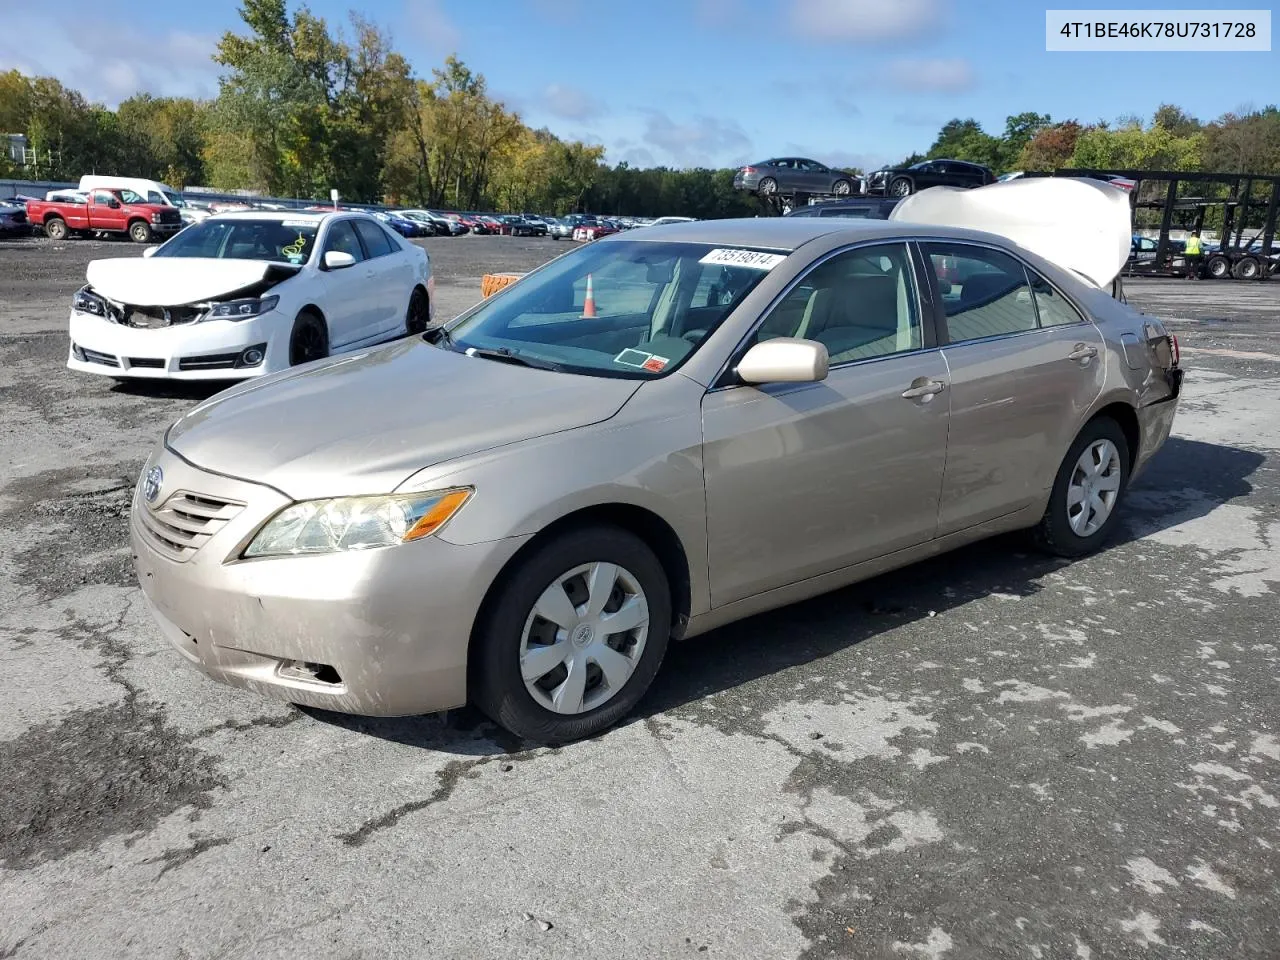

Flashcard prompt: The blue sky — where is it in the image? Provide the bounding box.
[1,0,1275,170]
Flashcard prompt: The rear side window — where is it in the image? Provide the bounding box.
[923,243,1038,342]
[353,219,394,258]
[1028,272,1085,327]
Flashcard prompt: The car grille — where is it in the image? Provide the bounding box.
[157,209,182,224]
[125,304,203,328]
[178,351,241,371]
[81,348,119,367]
[138,490,245,561]
[127,357,165,369]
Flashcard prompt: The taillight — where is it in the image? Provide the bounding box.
[742,166,756,174]
[1170,334,1180,366]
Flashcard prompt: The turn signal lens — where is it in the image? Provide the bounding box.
[403,489,473,542]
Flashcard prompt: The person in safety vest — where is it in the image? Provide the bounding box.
[1184,230,1204,280]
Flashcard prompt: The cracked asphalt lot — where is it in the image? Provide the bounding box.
[1,234,1278,959]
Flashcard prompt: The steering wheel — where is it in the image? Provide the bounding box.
[682,329,707,343]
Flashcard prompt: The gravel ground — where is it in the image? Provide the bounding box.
[1,232,1278,959]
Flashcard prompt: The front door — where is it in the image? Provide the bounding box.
[90,191,127,232]
[920,241,1106,535]
[702,241,949,606]
[317,219,372,349]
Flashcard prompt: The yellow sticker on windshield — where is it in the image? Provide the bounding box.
[281,232,308,260]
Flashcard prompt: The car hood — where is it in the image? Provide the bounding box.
[85,257,298,306]
[166,340,643,499]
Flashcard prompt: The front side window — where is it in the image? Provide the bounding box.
[923,243,1038,342]
[323,221,366,262]
[93,191,116,206]
[753,242,922,363]
[446,240,777,378]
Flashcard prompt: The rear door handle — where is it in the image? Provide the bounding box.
[1068,343,1099,362]
[901,379,946,400]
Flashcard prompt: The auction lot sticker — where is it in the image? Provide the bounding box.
[699,249,787,270]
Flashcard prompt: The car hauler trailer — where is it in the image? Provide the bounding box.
[1054,169,1278,281]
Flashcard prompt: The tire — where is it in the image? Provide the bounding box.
[44,217,68,241]
[832,179,852,196]
[129,220,153,244]
[288,310,329,366]
[471,525,672,743]
[1032,417,1131,558]
[405,286,429,335]
[758,177,778,196]
[1232,257,1260,280]
[889,177,913,198]
[1205,255,1230,279]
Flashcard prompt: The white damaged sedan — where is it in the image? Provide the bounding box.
[67,211,433,379]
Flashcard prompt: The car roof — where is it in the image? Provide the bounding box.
[208,211,341,223]
[602,216,1018,252]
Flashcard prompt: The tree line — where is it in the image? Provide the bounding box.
[1,0,1278,218]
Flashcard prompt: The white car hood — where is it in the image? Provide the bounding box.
[891,177,1132,288]
[85,257,295,306]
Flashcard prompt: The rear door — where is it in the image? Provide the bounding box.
[352,218,412,338]
[920,240,1105,535]
[317,219,372,348]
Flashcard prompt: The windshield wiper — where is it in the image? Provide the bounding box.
[462,345,562,371]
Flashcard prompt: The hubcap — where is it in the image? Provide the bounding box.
[1067,439,1121,537]
[519,561,650,716]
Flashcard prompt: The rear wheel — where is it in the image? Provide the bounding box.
[405,287,429,336]
[889,177,913,198]
[288,310,329,366]
[758,177,778,196]
[1233,256,1261,280]
[1205,254,1230,279]
[129,220,153,244]
[472,525,672,743]
[44,217,68,241]
[1032,417,1130,558]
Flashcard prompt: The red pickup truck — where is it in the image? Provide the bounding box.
[25,188,183,243]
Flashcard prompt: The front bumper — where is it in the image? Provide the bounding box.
[67,309,279,379]
[131,448,531,716]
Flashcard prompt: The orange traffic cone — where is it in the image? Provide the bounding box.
[582,273,597,318]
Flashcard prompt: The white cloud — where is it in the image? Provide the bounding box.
[639,111,752,168]
[404,0,462,56]
[0,17,219,104]
[542,83,603,121]
[888,58,975,92]
[790,0,943,42]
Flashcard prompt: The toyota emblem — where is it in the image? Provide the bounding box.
[143,465,164,504]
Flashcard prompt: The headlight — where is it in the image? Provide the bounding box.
[151,212,163,223]
[73,286,107,317]
[242,488,473,558]
[207,295,279,320]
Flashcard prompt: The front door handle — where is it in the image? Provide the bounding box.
[1068,343,1099,362]
[901,379,946,400]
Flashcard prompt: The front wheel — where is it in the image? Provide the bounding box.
[471,526,672,743]
[1032,417,1130,558]
[288,310,329,366]
[129,221,153,244]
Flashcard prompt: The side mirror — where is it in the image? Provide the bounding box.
[323,250,357,270]
[737,337,829,384]
[142,246,158,258]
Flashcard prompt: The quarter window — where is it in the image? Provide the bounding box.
[923,244,1038,342]
[755,243,922,363]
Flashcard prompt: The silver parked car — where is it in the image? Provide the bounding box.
[132,218,1182,742]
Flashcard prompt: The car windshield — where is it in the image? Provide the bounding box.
[445,240,780,379]
[151,218,319,264]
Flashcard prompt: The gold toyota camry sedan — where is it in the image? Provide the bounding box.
[132,210,1182,742]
